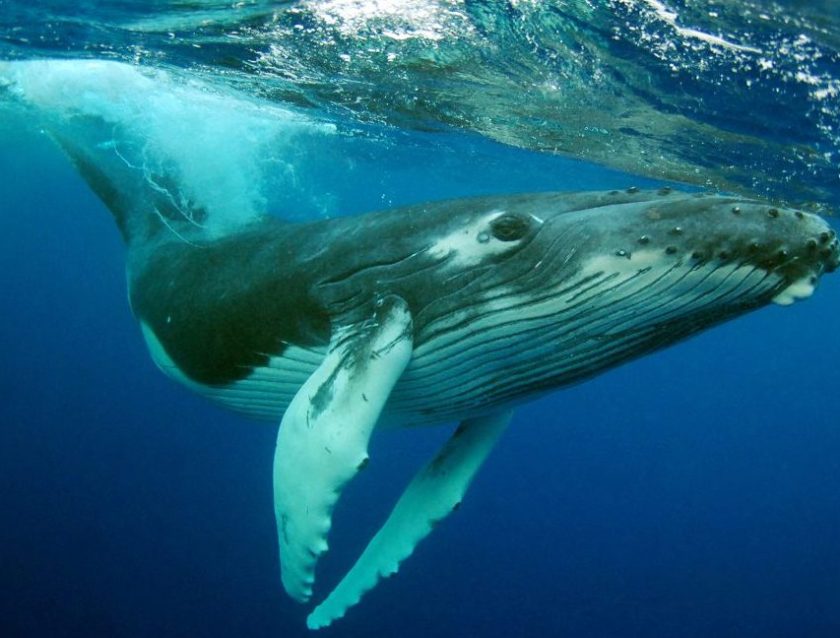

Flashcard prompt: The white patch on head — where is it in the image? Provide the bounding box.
[772,275,816,306]
[427,210,535,267]
[578,248,670,277]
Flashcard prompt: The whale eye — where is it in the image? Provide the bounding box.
[490,213,531,242]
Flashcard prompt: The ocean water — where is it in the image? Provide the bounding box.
[1,2,840,637]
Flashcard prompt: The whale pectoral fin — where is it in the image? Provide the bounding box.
[273,297,413,604]
[306,410,513,630]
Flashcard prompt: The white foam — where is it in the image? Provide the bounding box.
[304,0,471,41]
[0,59,336,236]
[634,0,762,54]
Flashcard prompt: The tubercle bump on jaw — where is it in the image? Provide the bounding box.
[603,195,838,279]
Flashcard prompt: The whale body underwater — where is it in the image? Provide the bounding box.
[36,128,840,628]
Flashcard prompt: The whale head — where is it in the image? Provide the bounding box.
[524,189,839,308]
[380,189,838,414]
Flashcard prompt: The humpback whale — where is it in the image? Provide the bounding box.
[63,143,839,627]
[11,66,837,626]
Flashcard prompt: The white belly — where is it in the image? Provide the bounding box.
[140,322,492,427]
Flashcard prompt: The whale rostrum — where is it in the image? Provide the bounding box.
[42,126,840,628]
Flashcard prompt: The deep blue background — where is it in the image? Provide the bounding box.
[1,124,840,638]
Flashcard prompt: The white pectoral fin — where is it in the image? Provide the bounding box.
[307,410,513,630]
[273,296,413,603]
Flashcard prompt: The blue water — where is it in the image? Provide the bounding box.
[3,111,840,638]
[2,2,840,637]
